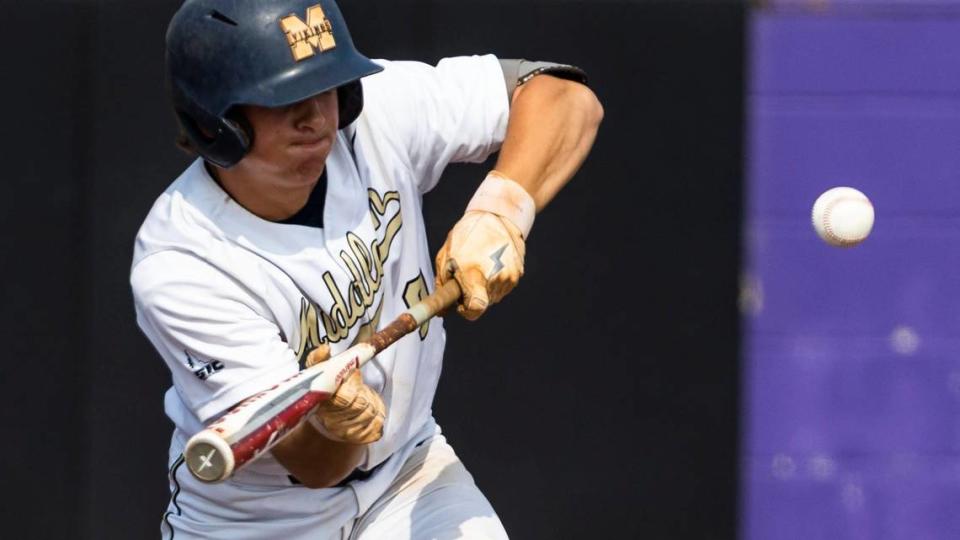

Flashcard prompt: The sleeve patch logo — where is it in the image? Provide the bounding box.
[185,351,225,381]
[280,5,337,62]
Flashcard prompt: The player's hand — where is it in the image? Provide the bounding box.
[304,346,386,445]
[434,210,526,321]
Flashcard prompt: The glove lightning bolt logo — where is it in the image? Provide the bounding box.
[488,244,509,278]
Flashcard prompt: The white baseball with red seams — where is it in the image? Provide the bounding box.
[811,187,875,247]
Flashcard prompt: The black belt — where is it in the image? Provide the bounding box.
[336,464,377,487]
[287,461,381,488]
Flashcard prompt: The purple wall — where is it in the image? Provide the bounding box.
[746,5,960,540]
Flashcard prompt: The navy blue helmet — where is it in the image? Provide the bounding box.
[166,0,383,168]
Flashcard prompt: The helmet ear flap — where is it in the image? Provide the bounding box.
[337,81,364,128]
[172,83,253,169]
[174,107,253,169]
[222,108,255,159]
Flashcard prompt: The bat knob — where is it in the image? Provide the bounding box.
[185,432,235,483]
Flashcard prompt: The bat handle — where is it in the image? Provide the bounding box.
[184,430,235,483]
[410,279,461,325]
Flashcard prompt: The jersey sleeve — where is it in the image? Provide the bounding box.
[131,250,300,423]
[361,54,511,194]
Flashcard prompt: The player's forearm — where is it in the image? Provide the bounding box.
[271,421,365,489]
[494,75,603,212]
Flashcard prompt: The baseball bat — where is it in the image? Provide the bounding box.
[184,279,462,483]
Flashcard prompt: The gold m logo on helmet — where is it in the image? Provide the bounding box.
[280,5,337,62]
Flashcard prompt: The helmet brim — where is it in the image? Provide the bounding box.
[231,53,383,112]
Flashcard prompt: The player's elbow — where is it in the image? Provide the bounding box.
[548,78,604,135]
[572,83,604,130]
[519,74,604,129]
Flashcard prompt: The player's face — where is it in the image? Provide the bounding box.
[239,89,339,188]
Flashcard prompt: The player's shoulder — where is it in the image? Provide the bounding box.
[361,54,502,96]
[129,235,259,319]
[357,54,505,145]
[132,160,230,270]
[154,159,230,223]
[130,248,218,305]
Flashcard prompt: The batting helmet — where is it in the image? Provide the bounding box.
[166,0,383,168]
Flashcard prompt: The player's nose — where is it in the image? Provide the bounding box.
[293,95,329,132]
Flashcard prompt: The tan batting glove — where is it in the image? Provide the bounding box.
[303,345,386,445]
[435,172,535,321]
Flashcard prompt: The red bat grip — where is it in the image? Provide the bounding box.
[228,390,331,472]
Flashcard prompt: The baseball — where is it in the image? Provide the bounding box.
[811,187,874,247]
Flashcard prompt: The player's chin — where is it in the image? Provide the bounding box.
[288,151,331,182]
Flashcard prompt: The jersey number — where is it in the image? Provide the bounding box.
[403,273,431,340]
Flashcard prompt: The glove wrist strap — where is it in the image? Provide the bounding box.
[466,171,536,238]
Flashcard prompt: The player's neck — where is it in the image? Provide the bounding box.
[207,162,317,222]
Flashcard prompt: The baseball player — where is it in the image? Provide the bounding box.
[131,0,602,538]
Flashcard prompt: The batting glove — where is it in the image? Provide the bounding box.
[435,172,534,321]
[304,345,386,445]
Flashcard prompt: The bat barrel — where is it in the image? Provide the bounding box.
[184,388,332,482]
[185,430,235,483]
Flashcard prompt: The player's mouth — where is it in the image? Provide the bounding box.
[289,135,332,154]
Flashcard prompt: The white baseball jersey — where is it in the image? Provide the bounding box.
[131,55,509,538]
